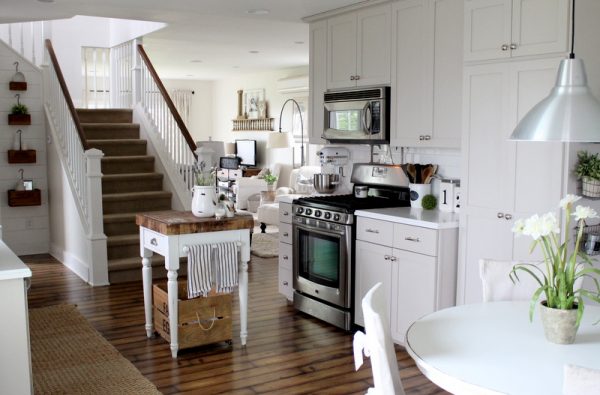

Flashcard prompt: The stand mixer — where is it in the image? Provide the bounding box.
[316,147,350,194]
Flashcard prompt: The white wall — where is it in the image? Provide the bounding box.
[161,79,214,141]
[0,42,49,254]
[108,18,165,48]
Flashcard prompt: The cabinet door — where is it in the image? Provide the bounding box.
[356,3,392,87]
[354,240,393,327]
[327,13,357,89]
[390,0,432,146]
[390,249,436,344]
[430,0,463,148]
[309,20,327,144]
[464,0,512,62]
[511,0,569,57]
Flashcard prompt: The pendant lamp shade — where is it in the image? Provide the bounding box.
[267,131,290,149]
[510,58,600,142]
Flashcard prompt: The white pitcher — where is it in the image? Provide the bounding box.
[191,186,216,217]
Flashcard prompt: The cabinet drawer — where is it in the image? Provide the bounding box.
[393,223,437,256]
[357,217,393,246]
[278,266,293,301]
[279,242,293,270]
[279,202,292,224]
[142,228,168,255]
[279,223,292,244]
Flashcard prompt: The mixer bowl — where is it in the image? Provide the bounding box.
[313,173,340,194]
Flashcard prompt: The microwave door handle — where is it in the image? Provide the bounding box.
[362,102,372,133]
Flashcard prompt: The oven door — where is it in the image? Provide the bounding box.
[293,218,352,309]
[323,99,383,141]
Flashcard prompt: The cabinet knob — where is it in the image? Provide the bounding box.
[424,135,431,140]
[501,44,509,51]
[384,255,391,260]
[283,281,288,286]
[283,211,289,216]
[497,212,504,219]
[390,256,397,262]
[350,75,356,81]
[419,135,424,141]
[283,255,288,260]
[504,214,513,220]
[366,228,379,234]
[283,232,289,237]
[355,75,360,80]
[150,238,158,246]
[510,43,518,50]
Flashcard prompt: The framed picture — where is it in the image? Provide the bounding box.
[244,89,264,119]
[23,180,33,191]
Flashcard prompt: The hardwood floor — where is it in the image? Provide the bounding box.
[23,254,448,395]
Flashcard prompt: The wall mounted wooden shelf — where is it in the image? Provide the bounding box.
[8,114,31,125]
[232,118,274,131]
[8,189,41,207]
[9,82,27,91]
[8,150,36,164]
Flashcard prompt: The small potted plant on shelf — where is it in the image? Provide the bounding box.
[8,102,30,125]
[510,195,600,344]
[575,151,600,198]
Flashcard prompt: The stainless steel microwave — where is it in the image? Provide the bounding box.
[323,86,390,144]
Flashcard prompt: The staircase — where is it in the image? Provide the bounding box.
[77,108,182,283]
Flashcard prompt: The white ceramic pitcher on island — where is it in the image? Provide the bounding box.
[191,185,215,218]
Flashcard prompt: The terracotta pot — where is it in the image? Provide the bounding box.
[539,301,579,344]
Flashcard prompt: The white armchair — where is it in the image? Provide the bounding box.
[256,166,320,232]
[233,163,282,210]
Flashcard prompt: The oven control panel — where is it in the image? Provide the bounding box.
[292,205,352,225]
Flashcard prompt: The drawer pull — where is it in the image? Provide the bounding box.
[283,211,289,216]
[283,281,289,286]
[150,238,158,246]
[384,255,391,261]
[504,214,513,220]
[390,256,397,262]
[283,232,289,237]
[366,228,380,234]
[405,236,420,242]
[283,255,289,260]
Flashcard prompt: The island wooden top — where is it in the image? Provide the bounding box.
[136,211,254,235]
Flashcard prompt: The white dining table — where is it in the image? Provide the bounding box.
[405,301,600,395]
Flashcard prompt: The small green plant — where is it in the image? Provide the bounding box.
[263,173,277,185]
[421,194,437,210]
[11,103,28,115]
[575,151,600,180]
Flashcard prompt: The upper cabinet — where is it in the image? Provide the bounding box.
[309,20,327,144]
[390,0,463,148]
[464,0,569,62]
[326,4,392,90]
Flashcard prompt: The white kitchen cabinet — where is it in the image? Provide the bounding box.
[390,0,463,148]
[309,20,327,144]
[464,0,569,62]
[355,216,458,344]
[326,3,391,90]
[278,202,294,301]
[458,57,565,304]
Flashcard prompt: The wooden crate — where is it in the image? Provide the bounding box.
[153,281,232,350]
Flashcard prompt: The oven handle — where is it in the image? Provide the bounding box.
[293,221,349,238]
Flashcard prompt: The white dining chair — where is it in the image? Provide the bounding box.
[479,259,584,302]
[563,364,600,395]
[353,282,406,395]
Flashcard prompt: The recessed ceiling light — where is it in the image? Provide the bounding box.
[186,74,194,77]
[233,66,240,69]
[249,50,259,54]
[294,41,305,45]
[190,60,202,63]
[37,0,54,2]
[247,9,270,15]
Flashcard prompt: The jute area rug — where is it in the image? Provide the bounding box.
[251,232,279,258]
[29,304,161,395]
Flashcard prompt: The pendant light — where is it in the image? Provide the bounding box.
[510,0,600,142]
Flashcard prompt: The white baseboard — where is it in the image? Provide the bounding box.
[49,243,89,284]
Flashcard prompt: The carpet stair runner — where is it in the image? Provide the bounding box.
[78,108,186,283]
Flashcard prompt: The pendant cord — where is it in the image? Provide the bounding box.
[570,0,575,59]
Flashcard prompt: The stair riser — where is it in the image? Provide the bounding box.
[83,127,140,140]
[77,110,133,124]
[90,142,147,156]
[102,196,171,214]
[104,221,139,237]
[101,160,154,174]
[107,243,139,260]
[102,178,163,194]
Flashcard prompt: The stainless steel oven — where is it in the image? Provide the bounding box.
[292,207,353,330]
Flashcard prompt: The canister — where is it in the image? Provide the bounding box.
[439,179,458,212]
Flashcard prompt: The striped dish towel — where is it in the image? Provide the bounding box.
[186,244,213,299]
[215,242,239,294]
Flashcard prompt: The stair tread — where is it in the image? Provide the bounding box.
[103,191,171,200]
[101,155,154,162]
[103,172,163,180]
[88,139,146,145]
[107,234,139,246]
[103,212,138,222]
[81,123,140,128]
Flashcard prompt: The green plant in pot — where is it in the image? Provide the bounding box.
[8,102,31,125]
[575,151,600,198]
[510,194,600,344]
[263,173,277,192]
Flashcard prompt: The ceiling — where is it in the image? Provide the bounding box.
[1,0,367,80]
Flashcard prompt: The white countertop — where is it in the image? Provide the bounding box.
[0,240,32,281]
[355,207,459,229]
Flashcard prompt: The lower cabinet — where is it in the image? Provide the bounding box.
[278,202,294,301]
[355,216,457,345]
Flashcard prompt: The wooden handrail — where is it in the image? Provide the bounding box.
[44,39,89,150]
[137,44,197,155]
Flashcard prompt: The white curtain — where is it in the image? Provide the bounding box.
[170,89,193,126]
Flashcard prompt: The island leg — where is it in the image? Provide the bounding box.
[239,259,248,346]
[142,249,153,338]
[167,268,179,358]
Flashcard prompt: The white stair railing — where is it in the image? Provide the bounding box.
[110,40,133,108]
[0,21,45,66]
[43,39,108,286]
[137,44,197,195]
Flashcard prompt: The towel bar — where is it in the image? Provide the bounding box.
[182,241,242,255]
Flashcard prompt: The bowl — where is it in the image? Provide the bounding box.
[313,173,340,194]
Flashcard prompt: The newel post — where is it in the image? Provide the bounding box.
[132,37,143,105]
[85,148,109,286]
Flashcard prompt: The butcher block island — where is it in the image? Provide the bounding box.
[136,210,253,358]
